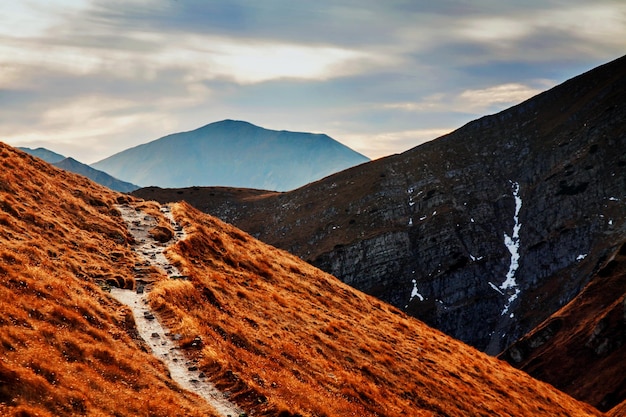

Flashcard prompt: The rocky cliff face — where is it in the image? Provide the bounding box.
[500,239,626,412]
[134,55,626,354]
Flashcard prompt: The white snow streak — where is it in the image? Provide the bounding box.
[500,181,522,291]
[409,279,424,302]
[498,181,523,316]
[488,282,504,295]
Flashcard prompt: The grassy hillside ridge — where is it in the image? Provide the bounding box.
[0,143,221,416]
[148,200,601,416]
[0,141,602,416]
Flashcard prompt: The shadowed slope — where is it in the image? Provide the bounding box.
[502,239,626,412]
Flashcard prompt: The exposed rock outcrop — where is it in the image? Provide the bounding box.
[501,240,626,412]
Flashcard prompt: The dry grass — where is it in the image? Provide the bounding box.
[0,143,220,416]
[0,142,602,416]
[149,200,602,417]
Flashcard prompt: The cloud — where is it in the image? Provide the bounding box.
[1,0,626,163]
[339,128,454,160]
[457,83,547,112]
[383,80,551,116]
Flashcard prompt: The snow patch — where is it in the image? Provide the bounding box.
[576,254,587,261]
[408,217,413,226]
[500,181,522,291]
[609,197,619,201]
[489,282,504,295]
[501,288,520,316]
[494,181,524,316]
[409,279,424,302]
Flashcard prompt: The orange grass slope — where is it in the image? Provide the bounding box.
[0,143,221,416]
[152,200,602,417]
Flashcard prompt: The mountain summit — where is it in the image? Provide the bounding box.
[92,120,369,191]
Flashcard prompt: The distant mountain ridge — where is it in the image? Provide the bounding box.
[18,147,139,192]
[92,120,370,191]
[54,157,139,193]
[18,147,65,163]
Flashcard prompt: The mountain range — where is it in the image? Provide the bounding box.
[18,147,139,193]
[134,54,626,410]
[0,142,606,416]
[92,120,370,191]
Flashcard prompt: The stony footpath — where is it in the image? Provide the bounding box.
[110,203,244,417]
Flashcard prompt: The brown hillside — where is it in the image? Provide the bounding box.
[0,143,221,416]
[0,141,601,416]
[148,200,601,416]
[501,239,626,412]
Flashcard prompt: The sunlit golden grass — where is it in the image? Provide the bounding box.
[0,142,604,416]
[148,200,602,417]
[0,144,220,416]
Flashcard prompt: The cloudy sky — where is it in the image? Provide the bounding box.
[2,1,625,163]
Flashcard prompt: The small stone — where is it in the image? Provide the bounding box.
[151,332,159,338]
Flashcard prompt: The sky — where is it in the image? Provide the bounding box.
[1,1,625,163]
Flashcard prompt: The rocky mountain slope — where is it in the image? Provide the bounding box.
[501,239,626,412]
[19,147,139,192]
[135,54,626,357]
[0,142,604,416]
[92,119,369,191]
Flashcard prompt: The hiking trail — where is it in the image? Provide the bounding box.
[110,203,244,417]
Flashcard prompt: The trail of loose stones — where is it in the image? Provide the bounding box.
[110,203,244,417]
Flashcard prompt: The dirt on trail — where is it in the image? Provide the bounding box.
[110,203,245,417]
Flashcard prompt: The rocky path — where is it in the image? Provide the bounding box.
[110,204,244,417]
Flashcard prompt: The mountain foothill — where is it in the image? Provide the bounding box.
[1,54,625,415]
